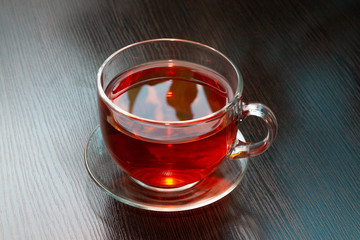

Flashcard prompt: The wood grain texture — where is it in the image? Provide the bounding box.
[1,0,359,239]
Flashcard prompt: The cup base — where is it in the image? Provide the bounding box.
[84,126,249,212]
[130,177,199,192]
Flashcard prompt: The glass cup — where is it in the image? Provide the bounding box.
[97,39,277,191]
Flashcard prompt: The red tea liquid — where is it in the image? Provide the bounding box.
[99,61,238,188]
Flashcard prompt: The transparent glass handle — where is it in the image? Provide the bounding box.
[231,102,278,159]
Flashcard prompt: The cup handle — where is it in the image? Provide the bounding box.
[231,102,278,159]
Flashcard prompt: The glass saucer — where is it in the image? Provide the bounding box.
[84,126,249,212]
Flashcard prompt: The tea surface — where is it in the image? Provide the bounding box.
[106,60,233,121]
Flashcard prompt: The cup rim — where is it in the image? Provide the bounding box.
[97,38,243,126]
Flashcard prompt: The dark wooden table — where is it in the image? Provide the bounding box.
[1,0,359,239]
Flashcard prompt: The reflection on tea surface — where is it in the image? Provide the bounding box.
[107,60,233,121]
